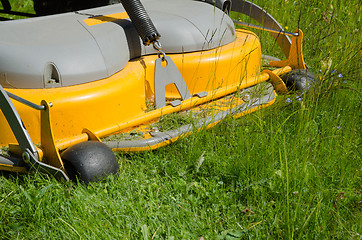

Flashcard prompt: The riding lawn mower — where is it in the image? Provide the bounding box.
[0,0,315,182]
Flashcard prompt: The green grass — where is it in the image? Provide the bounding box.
[0,0,35,20]
[1,0,361,239]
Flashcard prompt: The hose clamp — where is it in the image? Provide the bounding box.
[153,41,166,61]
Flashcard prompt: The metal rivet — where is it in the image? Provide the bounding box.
[22,152,30,162]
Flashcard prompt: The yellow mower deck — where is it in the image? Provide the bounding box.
[1,29,262,148]
[0,1,307,181]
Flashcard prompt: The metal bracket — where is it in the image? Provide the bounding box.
[40,100,66,171]
[193,91,208,98]
[154,56,191,109]
[82,128,102,142]
[263,69,288,94]
[269,29,307,70]
[169,100,181,107]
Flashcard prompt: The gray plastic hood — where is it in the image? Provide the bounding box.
[0,0,235,89]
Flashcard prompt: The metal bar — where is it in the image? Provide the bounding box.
[25,149,69,181]
[231,0,292,57]
[233,20,299,37]
[0,85,38,155]
[5,91,46,110]
[0,0,11,11]
[0,10,36,18]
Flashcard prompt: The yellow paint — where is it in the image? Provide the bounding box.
[144,29,262,99]
[8,143,23,157]
[0,61,146,148]
[82,128,102,142]
[0,164,27,173]
[269,29,306,69]
[263,68,290,94]
[83,12,129,26]
[40,101,65,170]
[8,144,44,160]
[0,28,293,168]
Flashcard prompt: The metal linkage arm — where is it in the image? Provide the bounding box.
[0,85,38,157]
[231,0,292,58]
[0,85,69,180]
[5,91,46,110]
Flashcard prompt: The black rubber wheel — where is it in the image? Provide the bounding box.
[61,141,119,183]
[280,69,316,92]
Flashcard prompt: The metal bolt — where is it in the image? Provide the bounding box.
[242,94,251,102]
[22,152,30,162]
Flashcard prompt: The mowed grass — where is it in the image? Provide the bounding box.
[0,0,361,239]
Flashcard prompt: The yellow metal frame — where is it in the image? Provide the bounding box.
[0,163,28,173]
[270,29,306,69]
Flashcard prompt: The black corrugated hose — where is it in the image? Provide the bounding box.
[120,0,161,46]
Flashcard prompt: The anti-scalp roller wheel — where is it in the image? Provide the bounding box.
[120,0,160,46]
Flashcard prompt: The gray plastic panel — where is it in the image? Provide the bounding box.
[0,15,110,88]
[0,0,235,89]
[139,0,236,55]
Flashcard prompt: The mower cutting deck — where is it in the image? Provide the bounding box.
[0,0,311,182]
